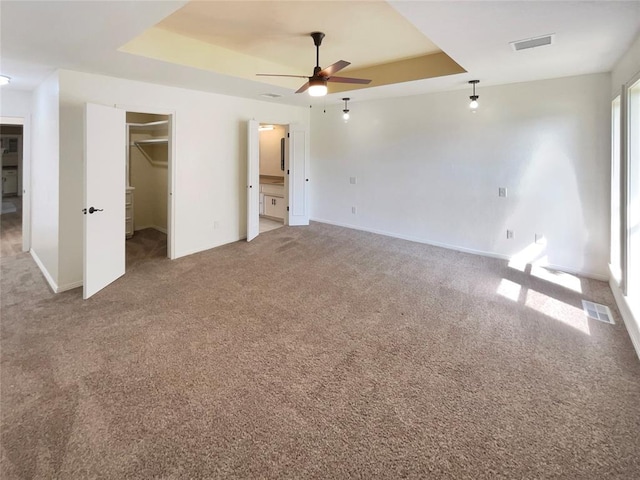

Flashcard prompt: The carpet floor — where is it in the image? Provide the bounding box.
[1,222,639,479]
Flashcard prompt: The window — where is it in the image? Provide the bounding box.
[611,96,621,281]
[627,77,640,307]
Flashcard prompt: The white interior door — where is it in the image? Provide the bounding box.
[247,119,260,241]
[287,124,309,226]
[84,103,126,299]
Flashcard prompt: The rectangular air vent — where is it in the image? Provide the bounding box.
[582,300,614,324]
[511,34,554,51]
[261,93,282,98]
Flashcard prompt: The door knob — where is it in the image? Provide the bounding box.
[83,206,104,214]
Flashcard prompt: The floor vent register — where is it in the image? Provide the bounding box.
[582,300,614,324]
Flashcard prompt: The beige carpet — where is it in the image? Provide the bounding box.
[1,222,639,478]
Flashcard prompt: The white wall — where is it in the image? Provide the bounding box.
[1,89,31,117]
[30,72,60,287]
[311,73,611,279]
[58,69,309,286]
[130,141,168,232]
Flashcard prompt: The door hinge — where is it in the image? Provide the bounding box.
[287,206,289,211]
[287,169,289,175]
[287,133,290,138]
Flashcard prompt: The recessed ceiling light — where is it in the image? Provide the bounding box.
[0,75,11,86]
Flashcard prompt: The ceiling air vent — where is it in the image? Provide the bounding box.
[261,93,282,98]
[510,34,554,52]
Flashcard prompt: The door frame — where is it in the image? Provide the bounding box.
[247,119,312,240]
[1,116,30,252]
[116,104,176,259]
[247,120,291,241]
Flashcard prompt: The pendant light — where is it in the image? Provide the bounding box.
[469,80,480,110]
[342,97,350,122]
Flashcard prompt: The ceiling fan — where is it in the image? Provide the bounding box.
[256,32,372,96]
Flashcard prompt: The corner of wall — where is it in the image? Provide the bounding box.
[612,32,640,96]
[30,69,61,286]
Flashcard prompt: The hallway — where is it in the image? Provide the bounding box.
[0,196,22,257]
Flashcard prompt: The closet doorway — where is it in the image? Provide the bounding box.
[126,112,170,269]
[84,104,175,299]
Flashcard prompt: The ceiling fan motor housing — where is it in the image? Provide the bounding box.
[311,31,325,47]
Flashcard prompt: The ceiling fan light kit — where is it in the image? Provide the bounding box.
[257,32,371,97]
[309,77,328,97]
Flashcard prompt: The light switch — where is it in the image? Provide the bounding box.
[350,177,357,185]
[498,187,507,197]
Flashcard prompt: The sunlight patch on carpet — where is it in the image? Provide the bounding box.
[525,289,590,335]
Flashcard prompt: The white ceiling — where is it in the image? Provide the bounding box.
[1,1,639,107]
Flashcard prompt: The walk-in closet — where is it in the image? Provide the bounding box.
[126,112,169,265]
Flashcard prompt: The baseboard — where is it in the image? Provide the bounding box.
[134,225,167,234]
[609,270,640,361]
[310,218,609,281]
[57,280,82,293]
[30,249,59,293]
[174,235,244,260]
[260,215,284,223]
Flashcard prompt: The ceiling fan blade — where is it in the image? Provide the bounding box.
[327,76,372,85]
[319,60,350,77]
[256,74,309,79]
[295,82,310,94]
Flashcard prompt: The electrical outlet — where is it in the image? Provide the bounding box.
[498,187,507,198]
[506,230,514,239]
[350,177,357,185]
[352,206,357,214]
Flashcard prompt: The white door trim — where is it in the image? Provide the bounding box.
[247,120,260,242]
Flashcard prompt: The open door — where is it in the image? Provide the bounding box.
[247,119,259,241]
[84,103,126,299]
[287,124,309,226]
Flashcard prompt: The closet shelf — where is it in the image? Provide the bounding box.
[132,141,168,167]
[127,120,168,133]
[132,137,168,145]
